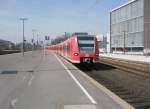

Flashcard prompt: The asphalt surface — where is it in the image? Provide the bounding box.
[0,51,127,109]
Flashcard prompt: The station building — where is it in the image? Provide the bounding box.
[110,0,150,54]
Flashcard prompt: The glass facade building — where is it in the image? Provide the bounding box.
[110,0,150,53]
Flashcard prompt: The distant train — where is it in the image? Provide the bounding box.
[47,33,99,64]
[0,39,15,51]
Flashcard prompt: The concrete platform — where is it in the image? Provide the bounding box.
[100,53,150,63]
[0,51,134,109]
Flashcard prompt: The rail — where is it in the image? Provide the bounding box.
[99,56,150,78]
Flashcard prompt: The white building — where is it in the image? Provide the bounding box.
[110,0,150,55]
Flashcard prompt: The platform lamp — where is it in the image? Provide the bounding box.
[144,22,150,56]
[19,18,28,56]
[123,31,127,54]
[32,29,37,51]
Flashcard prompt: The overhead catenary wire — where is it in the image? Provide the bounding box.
[82,0,101,14]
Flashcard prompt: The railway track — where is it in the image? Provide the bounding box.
[99,56,150,78]
[76,63,150,109]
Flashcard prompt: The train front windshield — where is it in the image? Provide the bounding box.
[77,36,95,53]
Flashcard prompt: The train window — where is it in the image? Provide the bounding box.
[80,47,94,53]
[79,44,94,47]
[77,36,94,40]
[77,36,95,53]
[78,40,94,44]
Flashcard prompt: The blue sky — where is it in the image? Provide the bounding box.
[0,0,128,43]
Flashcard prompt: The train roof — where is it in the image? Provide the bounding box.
[72,32,88,36]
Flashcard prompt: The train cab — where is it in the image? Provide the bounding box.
[67,33,99,64]
[47,32,99,64]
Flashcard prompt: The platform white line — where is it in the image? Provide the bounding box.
[28,74,34,86]
[54,54,97,104]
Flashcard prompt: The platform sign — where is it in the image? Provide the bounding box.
[45,36,50,40]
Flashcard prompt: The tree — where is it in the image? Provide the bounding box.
[51,33,71,45]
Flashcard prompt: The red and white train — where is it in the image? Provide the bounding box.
[47,33,99,64]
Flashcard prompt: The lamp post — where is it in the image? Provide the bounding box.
[123,31,126,54]
[32,29,37,51]
[131,41,134,54]
[19,18,28,56]
[37,33,40,50]
[144,22,150,56]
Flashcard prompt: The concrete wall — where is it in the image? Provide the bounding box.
[107,33,111,53]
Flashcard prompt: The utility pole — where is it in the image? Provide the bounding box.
[32,29,36,51]
[20,18,28,56]
[131,42,133,53]
[37,33,39,50]
[123,31,126,54]
[65,32,67,39]
[144,22,150,56]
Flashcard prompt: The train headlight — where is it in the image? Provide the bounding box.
[74,53,79,56]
